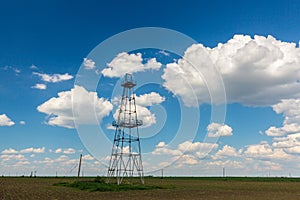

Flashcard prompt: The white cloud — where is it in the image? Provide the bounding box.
[244,141,292,160]
[213,145,240,159]
[55,148,62,154]
[56,155,69,162]
[159,50,170,56]
[63,148,76,154]
[1,147,44,154]
[135,105,156,127]
[272,133,300,155]
[266,123,300,137]
[31,83,47,90]
[19,121,26,125]
[30,65,38,70]
[14,161,30,166]
[20,147,45,154]
[284,146,300,154]
[2,66,21,74]
[37,85,113,129]
[162,35,300,106]
[53,148,78,155]
[33,72,73,83]
[151,141,219,169]
[82,154,94,161]
[178,141,218,158]
[0,154,27,161]
[112,92,165,128]
[156,141,167,148]
[152,141,218,158]
[263,99,300,161]
[273,133,300,148]
[101,52,162,77]
[135,92,165,106]
[1,148,18,154]
[206,160,244,169]
[0,114,15,126]
[259,161,283,171]
[244,142,273,157]
[152,143,181,156]
[177,154,198,165]
[83,58,96,70]
[207,123,233,137]
[266,99,300,136]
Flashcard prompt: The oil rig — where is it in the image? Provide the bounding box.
[106,73,144,184]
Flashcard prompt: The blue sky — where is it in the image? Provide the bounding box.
[1,0,300,176]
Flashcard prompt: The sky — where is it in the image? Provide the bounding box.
[1,0,300,177]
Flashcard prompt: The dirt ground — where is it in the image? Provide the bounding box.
[1,177,300,200]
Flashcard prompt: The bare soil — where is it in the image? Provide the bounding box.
[1,177,300,200]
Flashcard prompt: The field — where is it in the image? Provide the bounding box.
[1,177,300,199]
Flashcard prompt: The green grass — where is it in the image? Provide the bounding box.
[54,177,168,192]
[54,176,300,193]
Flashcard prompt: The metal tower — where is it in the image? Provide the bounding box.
[107,73,144,184]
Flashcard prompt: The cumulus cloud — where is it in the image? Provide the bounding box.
[82,154,94,161]
[52,148,77,154]
[177,154,198,165]
[135,92,165,106]
[152,143,181,156]
[83,58,96,70]
[266,99,300,136]
[156,141,167,148]
[178,141,218,157]
[152,141,218,158]
[20,147,45,154]
[244,141,292,160]
[1,148,18,154]
[63,148,76,154]
[162,35,300,106]
[0,154,27,161]
[207,123,233,137]
[112,92,165,128]
[101,52,162,77]
[206,160,244,169]
[1,147,45,154]
[272,133,300,155]
[244,142,273,157]
[0,114,15,126]
[54,148,62,153]
[31,83,47,90]
[37,85,113,128]
[33,72,73,83]
[213,145,241,159]
[151,141,219,168]
[19,121,26,125]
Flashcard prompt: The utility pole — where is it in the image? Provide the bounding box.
[223,167,225,177]
[78,154,82,178]
[161,168,164,179]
